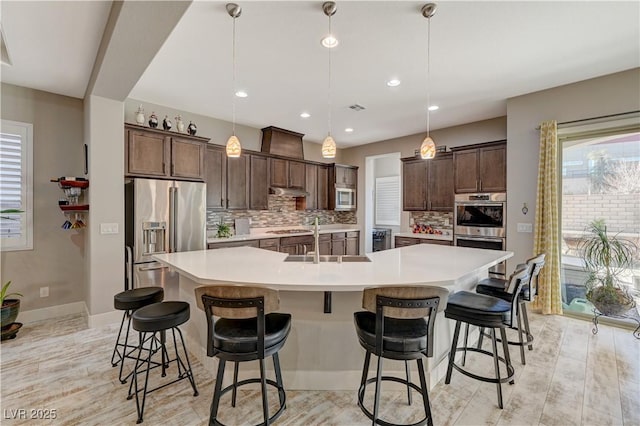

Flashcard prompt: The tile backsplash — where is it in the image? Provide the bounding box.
[207,195,356,230]
[409,211,453,230]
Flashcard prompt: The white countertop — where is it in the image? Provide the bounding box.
[153,244,512,292]
[395,232,454,242]
[207,226,360,243]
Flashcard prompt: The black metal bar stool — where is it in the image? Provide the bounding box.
[354,286,449,426]
[111,287,164,383]
[127,301,199,424]
[195,285,291,426]
[474,253,545,364]
[444,267,529,408]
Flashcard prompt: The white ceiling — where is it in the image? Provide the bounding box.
[2,1,639,147]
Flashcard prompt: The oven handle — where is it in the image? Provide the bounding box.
[455,236,504,244]
[454,202,504,207]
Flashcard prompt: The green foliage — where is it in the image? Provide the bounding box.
[580,219,636,305]
[1,281,23,305]
[216,221,232,238]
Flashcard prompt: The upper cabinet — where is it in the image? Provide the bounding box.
[205,145,226,209]
[125,124,208,181]
[401,153,453,211]
[317,165,330,210]
[269,158,305,189]
[226,153,250,210]
[205,145,250,210]
[249,154,270,210]
[332,164,357,188]
[452,141,506,193]
[304,164,318,210]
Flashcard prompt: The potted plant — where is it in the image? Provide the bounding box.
[216,220,232,238]
[580,219,637,316]
[1,281,23,330]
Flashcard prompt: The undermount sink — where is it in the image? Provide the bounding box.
[284,254,371,263]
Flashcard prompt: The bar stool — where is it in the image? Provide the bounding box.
[127,301,199,424]
[195,285,291,426]
[474,253,546,364]
[444,266,529,409]
[353,286,449,426]
[111,287,164,383]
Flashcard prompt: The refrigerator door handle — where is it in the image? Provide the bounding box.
[169,186,176,252]
[125,245,133,290]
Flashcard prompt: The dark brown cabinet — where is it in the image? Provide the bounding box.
[402,153,453,211]
[318,234,331,255]
[249,155,269,210]
[279,235,314,255]
[125,124,207,181]
[205,145,226,209]
[259,238,280,252]
[288,161,306,189]
[331,232,347,255]
[395,235,452,247]
[304,164,318,210]
[226,154,249,210]
[208,240,259,249]
[334,165,357,187]
[346,231,359,255]
[452,142,506,193]
[269,158,306,189]
[317,165,330,210]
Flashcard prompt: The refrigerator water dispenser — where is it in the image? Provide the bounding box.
[142,221,167,255]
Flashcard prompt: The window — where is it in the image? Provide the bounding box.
[375,176,400,226]
[0,120,33,251]
[560,116,640,317]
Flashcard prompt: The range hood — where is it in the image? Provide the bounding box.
[270,187,309,197]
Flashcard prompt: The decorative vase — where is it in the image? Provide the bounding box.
[175,115,185,133]
[135,105,145,125]
[148,112,158,128]
[1,299,20,329]
[163,116,172,131]
[187,121,197,136]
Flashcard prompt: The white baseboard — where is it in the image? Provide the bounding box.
[87,309,122,328]
[19,302,86,324]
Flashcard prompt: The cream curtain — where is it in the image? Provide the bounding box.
[532,120,563,315]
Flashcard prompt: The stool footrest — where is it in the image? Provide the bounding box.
[450,347,515,385]
[211,377,286,426]
[358,376,430,426]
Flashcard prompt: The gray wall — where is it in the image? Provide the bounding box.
[506,67,640,270]
[0,83,86,311]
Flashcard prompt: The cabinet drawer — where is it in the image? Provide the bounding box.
[319,234,331,242]
[420,239,452,246]
[259,238,280,251]
[331,232,347,240]
[346,231,359,238]
[394,236,421,247]
[280,236,314,246]
[208,240,259,249]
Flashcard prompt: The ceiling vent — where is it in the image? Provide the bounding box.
[349,104,366,111]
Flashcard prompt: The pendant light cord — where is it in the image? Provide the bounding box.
[232,16,237,136]
[327,14,332,137]
[426,15,431,138]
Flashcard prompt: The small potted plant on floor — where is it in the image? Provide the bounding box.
[580,219,637,316]
[1,281,23,338]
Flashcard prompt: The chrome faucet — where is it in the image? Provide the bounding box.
[313,217,320,264]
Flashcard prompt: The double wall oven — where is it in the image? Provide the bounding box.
[454,193,506,276]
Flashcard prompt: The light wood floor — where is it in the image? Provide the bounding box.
[1,311,638,425]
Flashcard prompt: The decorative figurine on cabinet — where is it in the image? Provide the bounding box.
[175,115,185,133]
[187,121,197,136]
[148,112,158,128]
[135,105,145,125]
[163,115,172,131]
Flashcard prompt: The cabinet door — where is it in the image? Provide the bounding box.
[305,164,318,210]
[126,130,170,177]
[205,145,226,209]
[171,138,205,180]
[288,161,306,189]
[317,165,330,210]
[402,159,427,211]
[208,240,259,249]
[270,158,288,187]
[279,244,298,255]
[453,150,479,193]
[259,238,280,252]
[346,232,359,255]
[479,144,506,192]
[249,155,269,210]
[335,165,357,187]
[226,154,249,210]
[395,236,420,247]
[331,239,346,255]
[420,239,452,246]
[428,154,453,211]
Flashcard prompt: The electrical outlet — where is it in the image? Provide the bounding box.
[40,287,49,298]
[517,223,533,233]
[100,223,119,234]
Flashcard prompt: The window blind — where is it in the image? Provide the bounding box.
[375,176,400,226]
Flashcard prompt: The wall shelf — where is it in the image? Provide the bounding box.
[52,178,89,229]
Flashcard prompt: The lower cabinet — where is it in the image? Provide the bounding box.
[279,236,314,255]
[208,240,260,249]
[395,236,452,248]
[331,231,360,255]
[259,238,280,252]
[346,231,359,255]
[318,234,331,255]
[208,231,360,254]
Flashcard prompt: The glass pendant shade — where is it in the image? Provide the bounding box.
[420,136,436,159]
[322,135,337,158]
[226,135,241,158]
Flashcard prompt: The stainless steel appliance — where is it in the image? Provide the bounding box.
[372,228,392,252]
[335,187,356,211]
[125,178,206,290]
[454,193,506,276]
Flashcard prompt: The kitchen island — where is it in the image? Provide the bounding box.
[153,244,512,390]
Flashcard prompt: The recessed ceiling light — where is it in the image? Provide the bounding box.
[235,90,248,98]
[386,79,401,87]
[321,35,339,48]
[428,105,439,111]
[300,112,311,118]
[345,128,354,133]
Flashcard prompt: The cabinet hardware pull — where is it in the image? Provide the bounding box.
[163,162,166,173]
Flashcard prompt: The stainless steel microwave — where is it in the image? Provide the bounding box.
[335,187,356,211]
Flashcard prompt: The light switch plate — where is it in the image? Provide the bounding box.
[517,223,533,233]
[100,223,119,234]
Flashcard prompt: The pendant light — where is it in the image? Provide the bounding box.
[226,3,242,158]
[420,3,437,160]
[321,1,337,159]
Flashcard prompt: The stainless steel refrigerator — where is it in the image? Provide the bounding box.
[125,178,206,291]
